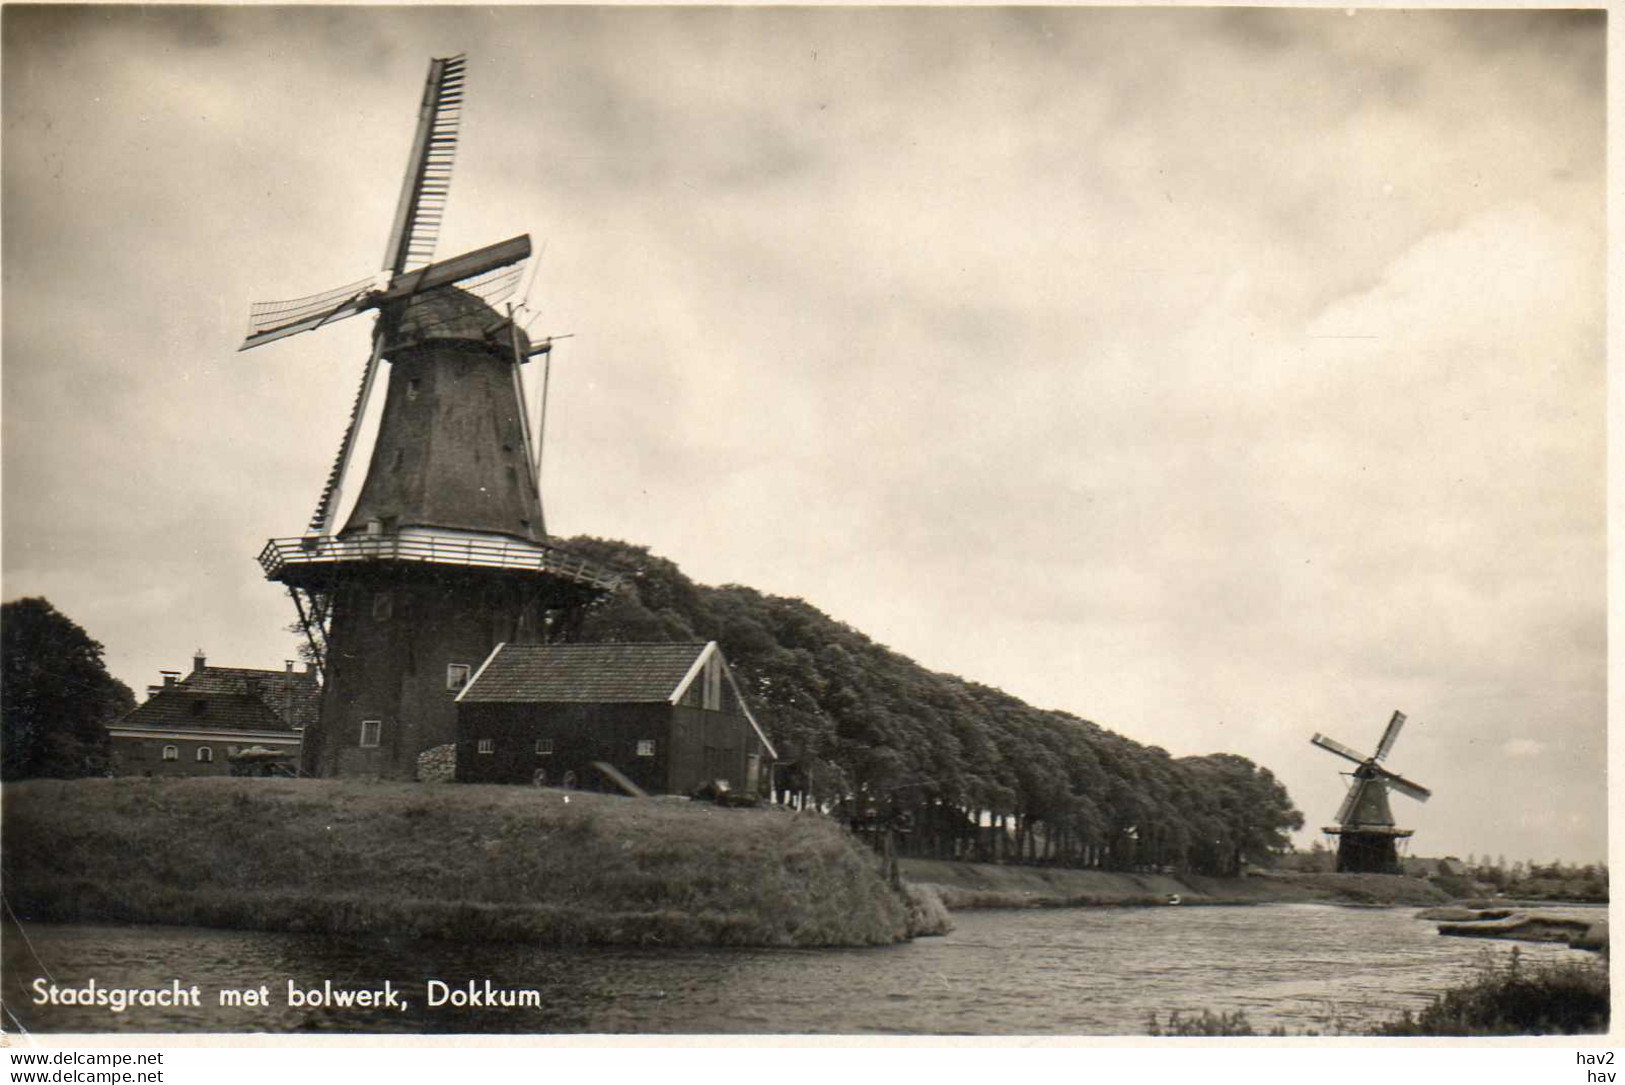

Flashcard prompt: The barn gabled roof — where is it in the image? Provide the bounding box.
[459,642,712,704]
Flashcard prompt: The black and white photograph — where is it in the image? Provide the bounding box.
[0,1,1609,1062]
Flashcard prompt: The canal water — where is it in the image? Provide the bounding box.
[2,904,1601,1035]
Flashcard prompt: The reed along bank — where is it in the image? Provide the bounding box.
[2,777,916,947]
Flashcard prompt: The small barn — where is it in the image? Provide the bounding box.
[454,641,775,797]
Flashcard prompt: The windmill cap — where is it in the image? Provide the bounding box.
[390,285,530,357]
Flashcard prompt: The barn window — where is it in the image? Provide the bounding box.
[637,739,656,758]
[446,663,472,692]
[407,378,421,402]
[162,745,178,761]
[227,745,238,756]
[197,747,213,763]
[373,592,393,622]
[359,720,381,747]
[535,738,553,756]
[478,738,495,755]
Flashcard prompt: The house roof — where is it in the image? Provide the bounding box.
[459,642,711,704]
[181,665,322,731]
[115,688,296,735]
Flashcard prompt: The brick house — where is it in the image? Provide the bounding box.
[106,651,319,776]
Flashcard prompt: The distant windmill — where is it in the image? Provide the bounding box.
[1311,711,1432,874]
[241,55,617,780]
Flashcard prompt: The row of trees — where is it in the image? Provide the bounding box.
[567,538,1305,876]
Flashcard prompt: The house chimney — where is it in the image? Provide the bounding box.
[193,649,207,674]
[161,671,180,688]
[285,660,295,673]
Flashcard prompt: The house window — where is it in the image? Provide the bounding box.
[373,592,393,622]
[197,747,213,763]
[227,746,238,757]
[406,378,421,402]
[446,663,471,692]
[637,739,656,758]
[535,738,554,756]
[162,745,178,761]
[359,720,381,747]
[478,738,495,755]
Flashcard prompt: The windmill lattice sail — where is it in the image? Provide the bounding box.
[243,276,375,350]
[383,53,466,276]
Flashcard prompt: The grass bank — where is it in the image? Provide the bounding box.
[2,777,914,947]
[1372,950,1609,1035]
[901,859,1450,909]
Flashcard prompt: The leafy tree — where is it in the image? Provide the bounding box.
[2,598,134,779]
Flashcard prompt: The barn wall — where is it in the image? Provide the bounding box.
[455,702,673,792]
[669,705,769,796]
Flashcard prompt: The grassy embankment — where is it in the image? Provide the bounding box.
[1371,950,1610,1036]
[902,858,1449,909]
[2,777,926,947]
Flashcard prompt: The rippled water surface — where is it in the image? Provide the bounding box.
[2,905,1601,1035]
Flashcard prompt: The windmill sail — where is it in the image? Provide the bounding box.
[306,333,386,535]
[1334,778,1366,825]
[1310,733,1367,765]
[241,275,375,352]
[1375,767,1432,803]
[1374,710,1407,761]
[382,54,466,277]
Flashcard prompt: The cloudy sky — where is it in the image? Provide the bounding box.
[2,6,1606,864]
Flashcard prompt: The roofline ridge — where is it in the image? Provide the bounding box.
[457,641,507,703]
[667,641,717,706]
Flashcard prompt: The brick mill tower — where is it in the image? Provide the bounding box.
[240,56,617,778]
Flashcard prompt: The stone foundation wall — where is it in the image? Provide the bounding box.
[417,743,456,783]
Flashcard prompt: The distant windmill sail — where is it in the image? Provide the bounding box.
[1374,710,1407,762]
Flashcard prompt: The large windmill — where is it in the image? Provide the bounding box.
[244,55,618,780]
[1310,711,1432,874]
